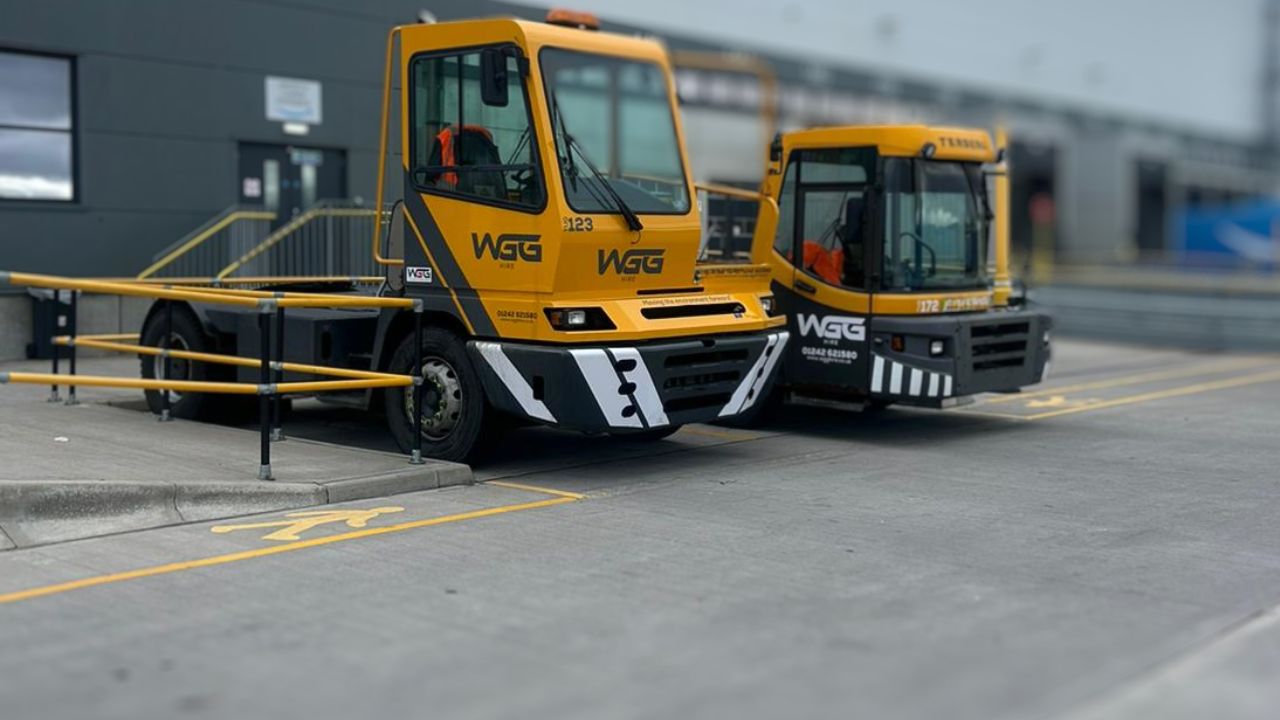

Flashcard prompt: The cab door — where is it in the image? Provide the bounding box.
[772,147,877,391]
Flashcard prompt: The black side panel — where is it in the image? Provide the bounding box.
[773,281,872,392]
[230,307,380,383]
[402,175,498,337]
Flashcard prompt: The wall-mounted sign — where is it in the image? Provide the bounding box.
[265,76,322,124]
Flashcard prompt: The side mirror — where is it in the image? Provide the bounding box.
[480,48,509,107]
[843,197,865,242]
[769,133,783,163]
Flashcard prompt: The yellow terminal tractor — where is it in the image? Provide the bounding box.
[739,125,1049,415]
[133,13,788,461]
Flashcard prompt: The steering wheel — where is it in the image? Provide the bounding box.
[897,231,937,280]
[511,166,536,194]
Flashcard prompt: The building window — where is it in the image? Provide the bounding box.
[0,50,75,201]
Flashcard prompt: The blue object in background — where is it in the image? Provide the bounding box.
[1177,201,1280,271]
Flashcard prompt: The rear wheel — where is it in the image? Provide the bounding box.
[384,328,493,463]
[138,304,227,420]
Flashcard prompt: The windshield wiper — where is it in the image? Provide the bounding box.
[550,92,644,232]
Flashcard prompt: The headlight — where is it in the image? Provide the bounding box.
[545,307,615,331]
[929,339,946,356]
[1043,329,1051,345]
[760,295,780,316]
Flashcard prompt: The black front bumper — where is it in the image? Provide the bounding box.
[868,309,1051,406]
[468,331,789,433]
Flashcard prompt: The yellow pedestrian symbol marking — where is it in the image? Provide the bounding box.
[210,506,406,541]
[1025,394,1099,409]
[1026,395,1069,408]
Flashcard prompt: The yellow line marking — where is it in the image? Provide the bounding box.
[960,367,1280,422]
[0,490,581,606]
[210,507,405,541]
[679,426,757,441]
[980,357,1271,405]
[484,481,585,500]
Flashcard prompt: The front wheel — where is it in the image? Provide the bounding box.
[384,328,492,463]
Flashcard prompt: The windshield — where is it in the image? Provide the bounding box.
[880,158,988,292]
[539,48,690,215]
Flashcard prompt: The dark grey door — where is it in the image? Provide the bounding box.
[237,142,346,229]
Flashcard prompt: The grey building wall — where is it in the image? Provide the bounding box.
[0,0,532,281]
[0,0,1273,283]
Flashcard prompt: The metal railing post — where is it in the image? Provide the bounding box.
[65,290,78,406]
[410,304,424,465]
[271,305,285,441]
[160,300,172,421]
[48,289,61,403]
[257,306,273,480]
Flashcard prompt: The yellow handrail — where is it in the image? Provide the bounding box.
[0,372,260,395]
[697,182,777,265]
[124,276,385,286]
[55,336,407,382]
[696,181,763,202]
[0,372,410,394]
[137,210,276,279]
[215,207,378,280]
[373,26,405,268]
[992,126,1012,307]
[3,271,415,309]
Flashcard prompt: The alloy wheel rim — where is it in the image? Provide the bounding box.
[151,334,191,402]
[403,356,462,440]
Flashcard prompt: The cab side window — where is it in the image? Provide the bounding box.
[410,49,543,209]
[794,148,875,291]
[772,160,798,257]
[799,188,867,290]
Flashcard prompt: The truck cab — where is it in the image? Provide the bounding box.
[137,16,788,462]
[760,125,1050,410]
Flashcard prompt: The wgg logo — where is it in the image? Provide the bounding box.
[597,248,665,275]
[797,314,866,342]
[472,233,542,263]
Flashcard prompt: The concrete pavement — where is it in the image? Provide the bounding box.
[0,356,469,548]
[0,339,1278,719]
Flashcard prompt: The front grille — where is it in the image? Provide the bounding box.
[654,343,751,416]
[970,321,1031,372]
[664,348,749,369]
[663,371,740,391]
[664,393,733,413]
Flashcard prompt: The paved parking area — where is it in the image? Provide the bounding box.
[0,339,1278,719]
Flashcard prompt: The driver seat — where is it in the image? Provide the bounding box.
[428,125,506,199]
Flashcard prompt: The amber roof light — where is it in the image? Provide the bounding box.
[546,8,600,30]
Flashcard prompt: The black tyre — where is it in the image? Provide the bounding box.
[626,425,683,441]
[864,399,894,412]
[138,303,226,420]
[384,327,492,463]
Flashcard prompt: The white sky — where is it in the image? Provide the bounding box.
[513,0,1268,141]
